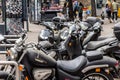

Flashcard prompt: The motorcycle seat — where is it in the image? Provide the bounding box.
[86,37,116,51]
[86,51,103,61]
[57,56,87,72]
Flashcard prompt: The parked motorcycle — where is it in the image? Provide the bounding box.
[38,17,104,51]
[87,22,120,76]
[1,32,118,80]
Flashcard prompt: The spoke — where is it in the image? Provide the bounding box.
[83,73,107,80]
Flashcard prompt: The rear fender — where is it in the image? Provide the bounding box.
[82,64,108,73]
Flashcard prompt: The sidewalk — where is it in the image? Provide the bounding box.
[26,23,45,43]
[101,18,120,37]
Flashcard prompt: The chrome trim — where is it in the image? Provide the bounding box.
[0,61,20,80]
[82,65,109,73]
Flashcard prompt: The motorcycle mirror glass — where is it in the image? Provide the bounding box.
[0,34,4,42]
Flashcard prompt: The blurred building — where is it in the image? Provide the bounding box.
[78,0,91,7]
[60,0,65,6]
[59,0,91,7]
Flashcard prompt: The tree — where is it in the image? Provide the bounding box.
[91,0,96,16]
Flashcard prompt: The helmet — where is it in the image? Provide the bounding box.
[114,22,120,41]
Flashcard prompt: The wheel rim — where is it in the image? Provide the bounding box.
[82,73,109,80]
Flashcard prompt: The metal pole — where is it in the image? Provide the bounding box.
[1,0,5,22]
[26,19,29,31]
[22,0,29,31]
[26,0,29,31]
[0,61,20,80]
[91,0,96,16]
[4,0,7,34]
[0,44,14,47]
[34,0,35,22]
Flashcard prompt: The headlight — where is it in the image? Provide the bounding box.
[7,48,18,60]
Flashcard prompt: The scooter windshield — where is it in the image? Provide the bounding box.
[40,30,52,39]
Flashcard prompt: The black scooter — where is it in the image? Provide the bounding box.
[38,17,104,53]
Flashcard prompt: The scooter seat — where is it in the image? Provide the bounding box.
[86,38,116,51]
[57,56,87,72]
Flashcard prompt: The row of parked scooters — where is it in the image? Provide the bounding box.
[0,17,120,80]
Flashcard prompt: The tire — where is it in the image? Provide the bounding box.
[82,70,114,80]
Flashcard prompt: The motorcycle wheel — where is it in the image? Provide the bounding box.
[82,70,113,80]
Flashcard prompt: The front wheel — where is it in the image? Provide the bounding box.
[82,70,113,80]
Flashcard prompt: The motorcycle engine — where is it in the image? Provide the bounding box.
[33,68,52,80]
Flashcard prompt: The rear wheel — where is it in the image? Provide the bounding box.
[82,70,113,80]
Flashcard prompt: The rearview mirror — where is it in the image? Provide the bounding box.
[0,34,4,42]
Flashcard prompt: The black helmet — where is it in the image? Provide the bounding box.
[114,22,120,41]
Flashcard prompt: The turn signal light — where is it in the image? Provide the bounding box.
[19,65,24,71]
[69,42,72,46]
[25,76,29,80]
[95,68,101,72]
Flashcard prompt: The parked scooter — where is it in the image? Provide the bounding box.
[87,22,120,76]
[37,19,104,60]
[3,33,118,80]
[38,17,104,51]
